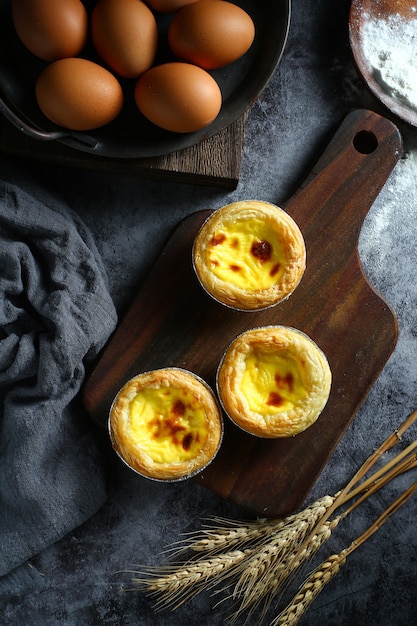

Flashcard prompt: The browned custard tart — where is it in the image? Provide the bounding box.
[109,368,223,481]
[217,326,332,438]
[192,200,306,310]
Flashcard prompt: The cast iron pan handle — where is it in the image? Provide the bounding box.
[0,94,99,148]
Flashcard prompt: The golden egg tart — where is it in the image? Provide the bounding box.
[192,200,306,311]
[109,368,223,481]
[216,326,331,438]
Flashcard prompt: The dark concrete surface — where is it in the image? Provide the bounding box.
[2,0,417,624]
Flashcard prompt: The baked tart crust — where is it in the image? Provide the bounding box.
[217,326,332,438]
[109,368,223,481]
[193,200,306,310]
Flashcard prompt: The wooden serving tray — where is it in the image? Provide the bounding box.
[0,113,247,189]
[84,109,402,517]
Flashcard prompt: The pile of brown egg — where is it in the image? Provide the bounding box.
[12,0,255,133]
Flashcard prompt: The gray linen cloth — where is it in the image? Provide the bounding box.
[0,160,117,577]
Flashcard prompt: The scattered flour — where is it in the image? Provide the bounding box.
[359,146,417,299]
[361,9,417,111]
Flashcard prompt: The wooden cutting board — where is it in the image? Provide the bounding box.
[83,109,402,517]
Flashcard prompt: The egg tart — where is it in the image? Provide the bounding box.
[109,368,223,481]
[217,326,331,438]
[192,200,306,311]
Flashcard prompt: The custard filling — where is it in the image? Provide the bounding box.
[128,386,209,464]
[206,217,286,290]
[240,347,307,415]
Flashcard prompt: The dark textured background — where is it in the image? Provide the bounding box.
[2,0,417,624]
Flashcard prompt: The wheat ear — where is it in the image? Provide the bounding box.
[224,516,341,625]
[277,409,417,584]
[273,478,417,626]
[132,495,337,611]
[166,495,337,559]
[130,548,252,610]
[129,409,417,623]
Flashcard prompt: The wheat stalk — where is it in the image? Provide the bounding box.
[273,478,417,626]
[129,409,417,623]
[266,409,417,596]
[133,495,337,611]
[272,552,348,626]
[221,499,342,621]
[224,517,341,625]
[225,408,417,622]
[130,548,252,610]
[168,494,337,558]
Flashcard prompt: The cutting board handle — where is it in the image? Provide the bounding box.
[286,109,402,253]
[281,109,402,314]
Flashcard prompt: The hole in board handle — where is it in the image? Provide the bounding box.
[353,130,378,154]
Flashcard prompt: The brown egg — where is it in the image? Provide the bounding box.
[91,0,158,79]
[134,62,222,133]
[145,0,199,12]
[35,58,124,131]
[11,0,88,62]
[168,0,255,69]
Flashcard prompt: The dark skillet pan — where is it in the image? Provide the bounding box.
[0,0,291,158]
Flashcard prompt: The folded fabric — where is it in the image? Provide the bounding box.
[0,158,118,577]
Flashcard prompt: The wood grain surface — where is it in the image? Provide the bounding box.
[83,109,403,517]
[0,112,248,189]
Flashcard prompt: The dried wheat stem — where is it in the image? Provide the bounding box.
[360,408,417,470]
[267,415,417,626]
[160,410,417,569]
[130,495,338,614]
[337,408,417,505]
[271,551,348,626]
[285,410,417,576]
[226,516,342,625]
[340,441,417,505]
[132,548,253,610]
[225,498,337,604]
[346,478,417,552]
[340,448,417,518]
[167,519,272,556]
[128,409,417,625]
[273,478,417,626]
[231,515,339,601]
[226,429,417,621]
[169,495,337,559]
